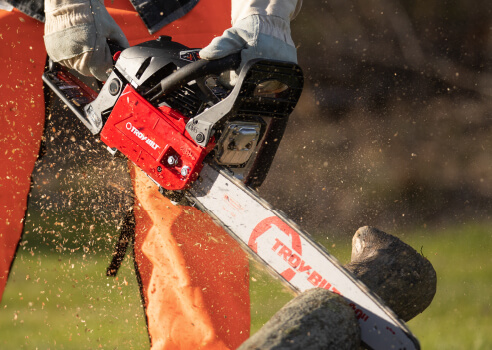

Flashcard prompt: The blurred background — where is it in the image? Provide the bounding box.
[1,0,491,349]
[267,0,492,233]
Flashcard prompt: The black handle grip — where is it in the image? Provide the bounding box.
[147,53,241,101]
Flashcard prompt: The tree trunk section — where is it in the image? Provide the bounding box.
[238,288,361,350]
[345,226,437,322]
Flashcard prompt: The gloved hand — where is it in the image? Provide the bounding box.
[44,0,129,81]
[199,0,302,85]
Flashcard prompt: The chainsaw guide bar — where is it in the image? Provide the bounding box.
[187,163,419,350]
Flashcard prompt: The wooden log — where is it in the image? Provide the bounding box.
[239,226,437,349]
[345,226,437,322]
[238,288,361,350]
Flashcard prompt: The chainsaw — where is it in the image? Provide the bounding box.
[42,36,420,350]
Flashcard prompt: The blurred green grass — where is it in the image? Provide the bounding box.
[405,224,492,350]
[0,209,150,349]
[0,251,150,349]
[1,216,491,349]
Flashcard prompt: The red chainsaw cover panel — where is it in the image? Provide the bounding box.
[100,85,211,190]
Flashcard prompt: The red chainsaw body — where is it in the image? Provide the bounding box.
[100,85,213,190]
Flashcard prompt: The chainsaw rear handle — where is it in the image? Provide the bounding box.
[146,53,241,102]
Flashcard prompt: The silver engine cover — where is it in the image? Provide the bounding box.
[215,121,261,166]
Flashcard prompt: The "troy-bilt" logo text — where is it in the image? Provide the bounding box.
[248,216,341,295]
[248,216,371,324]
[126,122,160,150]
[271,238,341,295]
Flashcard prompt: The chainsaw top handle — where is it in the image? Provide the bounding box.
[144,53,241,102]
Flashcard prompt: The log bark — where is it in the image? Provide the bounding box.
[238,288,361,350]
[239,226,437,349]
[345,226,437,322]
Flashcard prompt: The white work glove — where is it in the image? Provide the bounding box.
[44,0,129,81]
[199,0,302,85]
